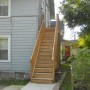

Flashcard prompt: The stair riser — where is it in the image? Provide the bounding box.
[36,64,53,68]
[34,69,53,73]
[38,53,52,56]
[42,40,54,42]
[31,79,53,84]
[33,74,53,78]
[38,57,52,60]
[37,61,53,64]
[41,43,53,45]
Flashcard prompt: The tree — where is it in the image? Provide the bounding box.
[78,34,90,48]
[60,0,90,35]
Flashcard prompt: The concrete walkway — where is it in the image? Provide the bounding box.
[21,72,66,90]
[1,72,66,90]
[21,83,56,90]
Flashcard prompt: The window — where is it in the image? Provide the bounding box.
[0,35,10,62]
[0,0,10,17]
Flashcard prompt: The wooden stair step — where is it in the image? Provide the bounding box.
[37,58,52,62]
[41,42,53,45]
[34,68,53,73]
[39,49,52,52]
[42,40,54,43]
[37,61,52,64]
[40,47,52,50]
[45,29,55,32]
[44,31,54,32]
[38,52,52,56]
[38,52,52,58]
[44,33,54,35]
[43,39,54,41]
[38,57,52,60]
[43,35,54,37]
[43,38,54,40]
[38,54,52,57]
[43,34,54,38]
[31,78,53,84]
[33,73,53,78]
[36,64,53,68]
[40,46,53,49]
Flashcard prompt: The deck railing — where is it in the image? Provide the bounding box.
[52,14,60,81]
[30,16,45,79]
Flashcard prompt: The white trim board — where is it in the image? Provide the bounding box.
[0,0,11,18]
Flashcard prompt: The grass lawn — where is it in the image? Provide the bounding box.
[59,63,72,90]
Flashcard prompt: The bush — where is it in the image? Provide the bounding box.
[72,48,90,90]
[67,55,74,63]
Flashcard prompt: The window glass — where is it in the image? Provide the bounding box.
[0,0,8,16]
[0,38,8,60]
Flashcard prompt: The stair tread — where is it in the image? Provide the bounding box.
[31,78,53,80]
[36,63,53,65]
[35,68,52,69]
[34,73,52,74]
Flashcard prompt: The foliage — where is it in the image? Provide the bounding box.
[72,48,90,89]
[70,41,78,49]
[60,0,90,35]
[78,34,90,48]
[0,80,29,86]
[67,55,74,63]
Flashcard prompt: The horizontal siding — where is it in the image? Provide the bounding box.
[0,18,12,71]
[0,0,41,74]
[11,0,40,16]
[11,17,37,73]
[0,17,38,73]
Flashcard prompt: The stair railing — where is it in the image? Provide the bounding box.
[30,16,45,79]
[52,14,60,81]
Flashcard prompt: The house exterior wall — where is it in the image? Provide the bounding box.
[37,0,43,32]
[0,0,51,79]
[11,0,39,16]
[0,0,41,79]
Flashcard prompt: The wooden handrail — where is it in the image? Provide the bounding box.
[52,14,60,80]
[30,16,45,79]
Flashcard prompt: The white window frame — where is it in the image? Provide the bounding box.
[0,35,11,62]
[0,0,11,18]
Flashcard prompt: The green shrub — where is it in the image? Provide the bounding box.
[72,47,90,90]
[67,55,74,63]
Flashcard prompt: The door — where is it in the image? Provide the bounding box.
[65,46,70,59]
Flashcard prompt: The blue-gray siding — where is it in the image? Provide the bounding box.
[11,0,39,16]
[0,17,38,73]
[0,0,41,74]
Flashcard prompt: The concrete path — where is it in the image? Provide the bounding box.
[1,72,66,90]
[21,83,56,90]
[21,72,66,90]
[1,85,23,90]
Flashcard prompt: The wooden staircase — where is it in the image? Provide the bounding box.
[30,15,60,84]
[31,29,54,83]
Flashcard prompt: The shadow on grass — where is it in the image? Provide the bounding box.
[0,79,29,86]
